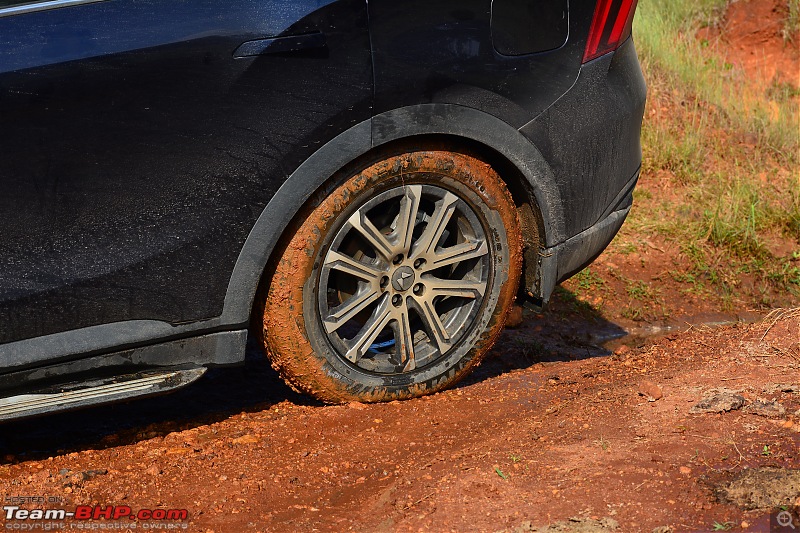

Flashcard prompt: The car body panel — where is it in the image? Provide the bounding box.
[521,38,646,238]
[0,0,373,346]
[367,0,596,125]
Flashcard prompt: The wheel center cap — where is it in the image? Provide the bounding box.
[391,266,415,292]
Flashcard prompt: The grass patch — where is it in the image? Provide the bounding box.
[786,0,800,39]
[626,0,800,309]
[635,0,799,160]
[574,268,608,294]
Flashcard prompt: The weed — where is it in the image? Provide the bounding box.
[495,467,508,480]
[574,268,608,294]
[712,521,734,531]
[767,79,800,102]
[552,286,602,318]
[626,279,655,300]
[785,0,800,40]
[511,337,545,359]
[615,241,639,255]
[594,435,610,452]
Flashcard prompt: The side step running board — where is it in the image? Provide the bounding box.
[0,367,206,422]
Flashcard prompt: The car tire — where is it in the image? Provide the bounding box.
[257,149,522,403]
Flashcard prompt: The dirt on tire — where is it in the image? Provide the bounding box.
[258,149,523,404]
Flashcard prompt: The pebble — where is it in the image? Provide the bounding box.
[638,381,663,401]
[505,305,524,328]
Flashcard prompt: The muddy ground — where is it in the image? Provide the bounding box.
[1,304,798,533]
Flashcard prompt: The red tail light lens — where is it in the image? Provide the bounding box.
[583,0,639,63]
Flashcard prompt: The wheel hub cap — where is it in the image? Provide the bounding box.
[391,266,415,292]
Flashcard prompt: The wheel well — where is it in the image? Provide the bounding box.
[250,133,546,332]
[356,134,546,298]
[341,133,545,245]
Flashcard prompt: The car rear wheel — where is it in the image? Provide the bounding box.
[257,149,522,403]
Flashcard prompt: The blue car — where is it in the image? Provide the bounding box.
[0,0,645,418]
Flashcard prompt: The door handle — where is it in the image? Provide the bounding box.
[233,32,327,58]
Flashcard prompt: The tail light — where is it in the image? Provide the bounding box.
[583,0,639,63]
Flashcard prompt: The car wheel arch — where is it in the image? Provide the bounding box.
[221,103,566,330]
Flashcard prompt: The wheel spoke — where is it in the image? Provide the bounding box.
[424,277,485,299]
[394,185,422,253]
[348,210,395,261]
[323,250,384,283]
[426,239,488,270]
[344,299,394,363]
[321,183,492,375]
[323,288,382,334]
[393,307,416,372]
[413,298,451,354]
[412,192,459,258]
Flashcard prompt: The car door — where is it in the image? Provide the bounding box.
[0,0,373,355]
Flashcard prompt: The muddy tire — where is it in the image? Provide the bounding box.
[257,150,522,403]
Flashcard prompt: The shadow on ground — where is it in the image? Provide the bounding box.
[464,287,629,386]
[0,288,629,461]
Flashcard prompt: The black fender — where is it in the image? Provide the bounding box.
[221,103,566,328]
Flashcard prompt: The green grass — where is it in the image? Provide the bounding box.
[574,268,608,294]
[787,0,800,39]
[625,0,800,307]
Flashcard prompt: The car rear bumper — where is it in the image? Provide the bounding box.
[537,168,637,302]
[520,37,646,305]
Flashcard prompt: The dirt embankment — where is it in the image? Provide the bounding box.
[698,0,800,89]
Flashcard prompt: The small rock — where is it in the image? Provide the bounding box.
[679,466,692,475]
[58,468,107,487]
[744,399,786,418]
[765,383,799,394]
[505,305,524,328]
[638,381,663,401]
[231,434,259,445]
[652,527,673,533]
[505,516,619,532]
[690,392,745,414]
[347,401,367,410]
[144,465,162,476]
